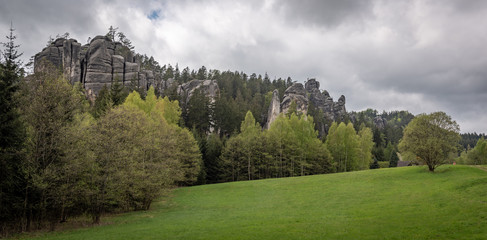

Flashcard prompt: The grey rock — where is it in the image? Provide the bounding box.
[178,79,219,103]
[264,89,281,129]
[374,116,387,129]
[112,55,125,80]
[281,83,309,116]
[62,39,82,85]
[34,36,153,98]
[124,61,139,87]
[34,38,82,85]
[265,78,348,132]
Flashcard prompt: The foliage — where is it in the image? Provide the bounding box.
[183,88,212,135]
[399,112,460,172]
[202,133,224,183]
[18,64,87,230]
[326,122,374,172]
[221,112,334,182]
[457,137,487,165]
[0,23,26,236]
[459,132,486,150]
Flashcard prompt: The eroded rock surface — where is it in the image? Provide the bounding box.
[265,78,348,132]
[34,36,147,96]
[264,89,281,129]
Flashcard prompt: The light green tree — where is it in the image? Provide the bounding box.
[466,137,487,165]
[357,126,374,170]
[239,111,262,180]
[325,122,360,172]
[399,112,460,172]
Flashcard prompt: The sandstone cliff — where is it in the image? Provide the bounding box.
[264,89,281,129]
[177,79,219,103]
[265,78,347,132]
[34,36,152,98]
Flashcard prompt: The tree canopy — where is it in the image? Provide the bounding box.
[399,112,460,172]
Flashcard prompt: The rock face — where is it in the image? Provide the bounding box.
[178,79,219,103]
[281,83,308,116]
[265,78,348,131]
[305,79,346,121]
[34,38,82,85]
[373,116,387,129]
[34,36,148,96]
[264,89,281,129]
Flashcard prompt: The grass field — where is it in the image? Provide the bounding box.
[15,165,487,240]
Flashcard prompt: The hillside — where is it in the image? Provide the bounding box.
[17,166,487,240]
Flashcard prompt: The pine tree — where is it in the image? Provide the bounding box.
[0,22,26,234]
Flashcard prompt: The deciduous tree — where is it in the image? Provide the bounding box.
[399,112,460,172]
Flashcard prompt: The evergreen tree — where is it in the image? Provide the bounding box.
[92,85,113,118]
[197,66,207,80]
[184,88,212,135]
[106,26,118,41]
[0,22,26,234]
[203,133,224,183]
[110,76,128,106]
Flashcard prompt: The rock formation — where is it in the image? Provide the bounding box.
[280,83,308,116]
[264,89,281,129]
[34,36,148,97]
[373,116,387,129]
[305,79,346,121]
[177,79,219,103]
[265,78,348,131]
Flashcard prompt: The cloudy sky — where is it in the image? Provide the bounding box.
[1,0,486,133]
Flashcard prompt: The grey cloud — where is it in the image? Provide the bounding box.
[1,0,486,133]
[275,0,375,28]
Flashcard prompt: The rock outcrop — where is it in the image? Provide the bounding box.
[280,83,308,116]
[264,89,281,129]
[34,38,82,85]
[373,116,387,129]
[305,79,346,121]
[265,78,348,132]
[34,36,147,97]
[177,79,219,103]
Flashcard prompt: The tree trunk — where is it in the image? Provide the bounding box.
[428,164,435,172]
[248,155,251,181]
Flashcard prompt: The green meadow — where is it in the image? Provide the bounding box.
[16,165,487,240]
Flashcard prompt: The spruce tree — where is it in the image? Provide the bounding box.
[0,22,25,234]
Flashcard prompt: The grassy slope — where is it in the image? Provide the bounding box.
[18,166,487,240]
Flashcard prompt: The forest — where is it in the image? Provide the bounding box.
[1,26,486,237]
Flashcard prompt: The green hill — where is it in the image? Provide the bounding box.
[17,166,487,240]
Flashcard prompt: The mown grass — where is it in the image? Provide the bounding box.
[14,165,487,240]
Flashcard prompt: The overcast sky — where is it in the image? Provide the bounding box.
[1,0,486,133]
